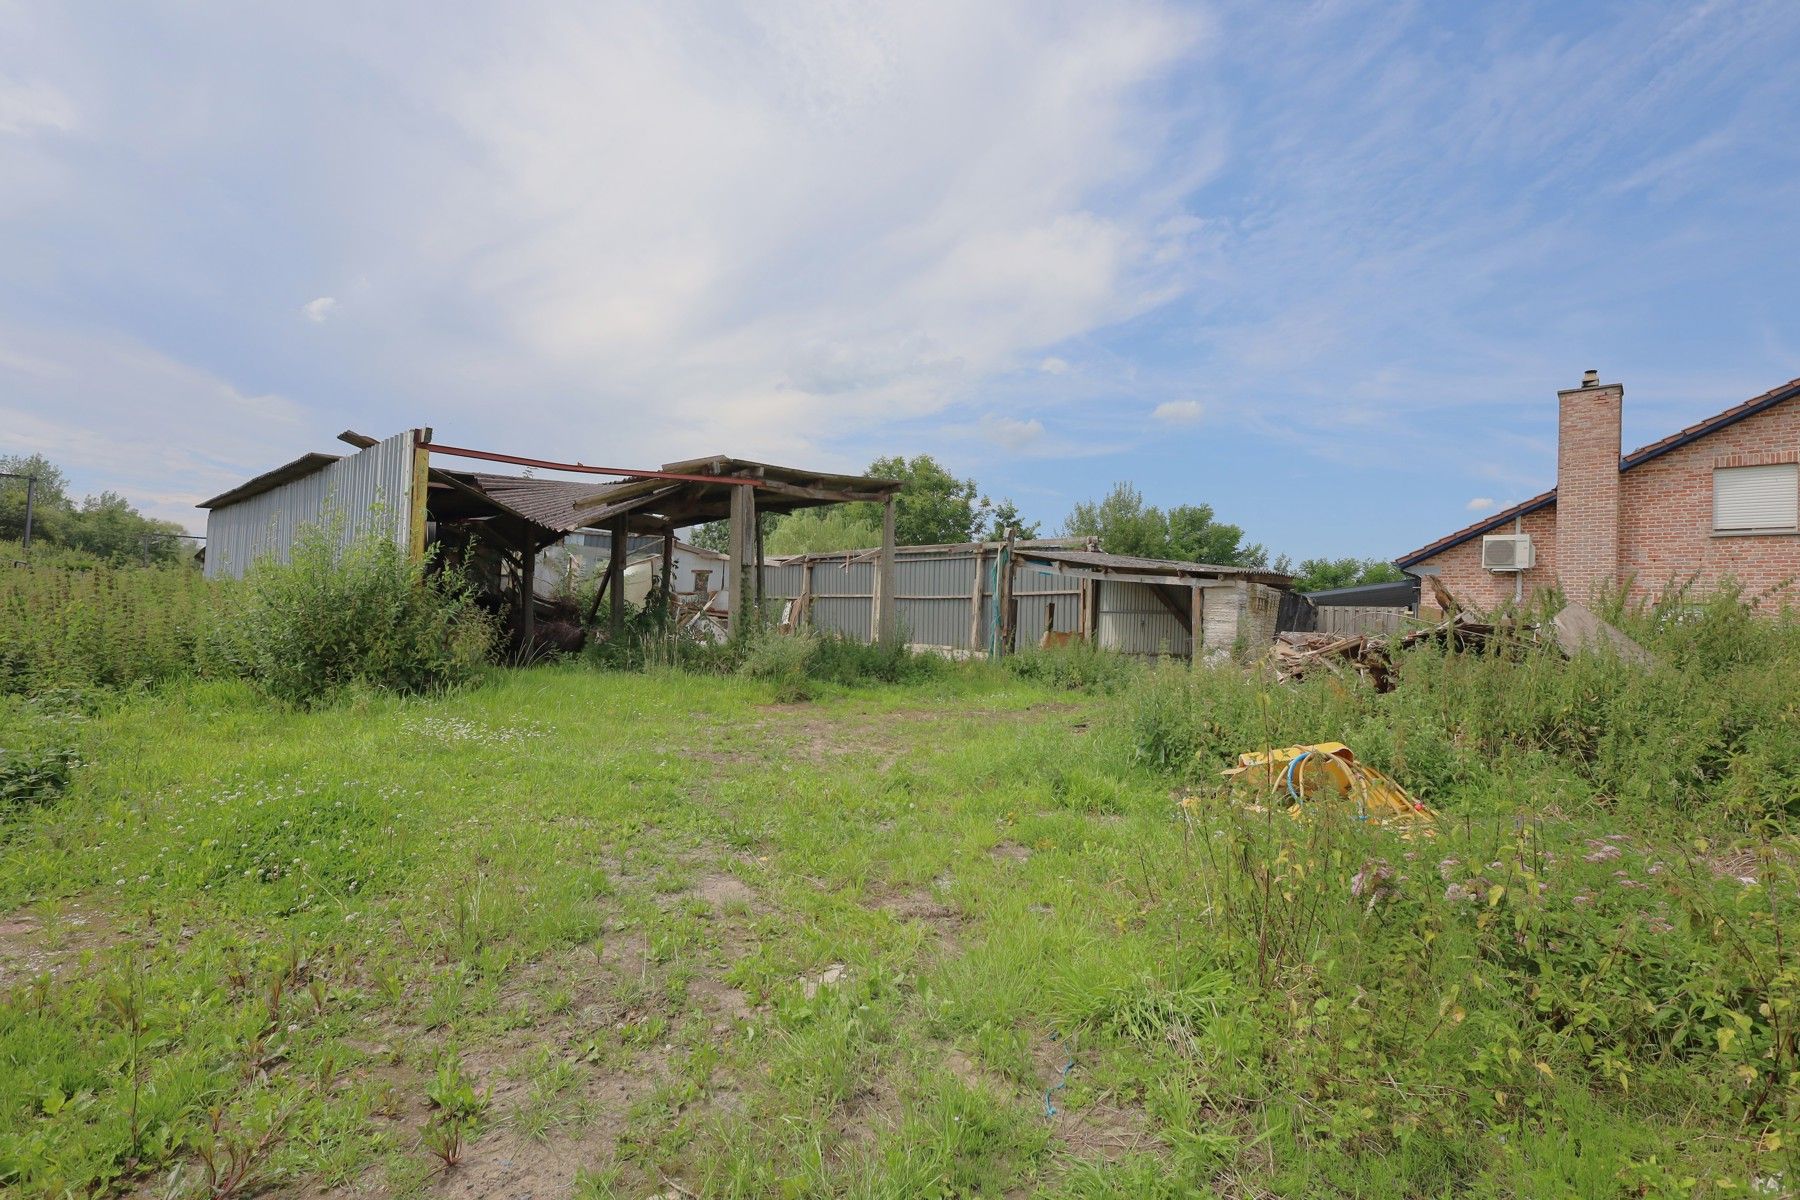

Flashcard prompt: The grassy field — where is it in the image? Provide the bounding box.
[3,644,1798,1197]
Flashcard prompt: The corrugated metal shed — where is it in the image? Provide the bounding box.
[1098,581,1192,657]
[202,430,418,580]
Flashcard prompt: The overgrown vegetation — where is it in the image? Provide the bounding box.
[1,527,496,706]
[2,586,1798,1196]
[0,553,223,694]
[207,526,497,707]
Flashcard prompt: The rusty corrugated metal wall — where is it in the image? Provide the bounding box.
[203,430,418,580]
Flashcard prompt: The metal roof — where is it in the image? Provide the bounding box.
[197,452,343,509]
[460,473,620,534]
[1015,547,1292,587]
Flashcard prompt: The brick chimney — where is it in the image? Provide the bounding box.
[1555,370,1623,602]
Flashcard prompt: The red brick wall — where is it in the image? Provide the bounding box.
[1617,401,1800,604]
[1416,503,1558,617]
[1555,381,1623,605]
[1413,393,1800,615]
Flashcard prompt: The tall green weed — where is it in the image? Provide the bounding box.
[210,527,496,707]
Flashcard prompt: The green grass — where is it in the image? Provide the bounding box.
[2,644,1797,1197]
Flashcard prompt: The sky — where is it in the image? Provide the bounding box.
[3,0,1798,559]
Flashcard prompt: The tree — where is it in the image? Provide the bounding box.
[862,454,981,546]
[980,499,1040,542]
[0,453,71,545]
[0,453,187,563]
[1289,556,1406,594]
[1062,482,1264,565]
[684,453,1036,552]
[763,506,881,556]
[66,492,189,564]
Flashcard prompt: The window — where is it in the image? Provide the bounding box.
[1713,464,1799,533]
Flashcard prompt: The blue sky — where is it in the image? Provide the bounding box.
[3,1,1798,559]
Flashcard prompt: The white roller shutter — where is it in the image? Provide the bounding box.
[1714,464,1799,532]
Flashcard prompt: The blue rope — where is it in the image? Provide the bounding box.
[1281,751,1312,803]
[1043,1033,1075,1117]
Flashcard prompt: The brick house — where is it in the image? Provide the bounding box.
[1395,372,1800,615]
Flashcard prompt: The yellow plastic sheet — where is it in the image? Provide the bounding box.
[1221,742,1435,825]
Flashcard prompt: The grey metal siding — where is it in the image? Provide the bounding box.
[1097,580,1191,657]
[204,430,415,580]
[1013,563,1083,647]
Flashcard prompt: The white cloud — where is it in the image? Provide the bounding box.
[1039,356,1070,375]
[982,415,1046,451]
[0,324,304,531]
[1465,497,1496,512]
[302,297,337,323]
[1152,399,1203,425]
[0,76,76,136]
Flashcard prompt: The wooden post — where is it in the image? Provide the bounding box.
[754,510,766,616]
[995,526,1016,655]
[608,519,628,640]
[408,427,432,562]
[659,531,675,627]
[876,494,898,645]
[728,482,754,638]
[967,548,985,652]
[1190,584,1203,665]
[519,535,536,653]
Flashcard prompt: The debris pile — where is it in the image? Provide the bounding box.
[1268,586,1652,692]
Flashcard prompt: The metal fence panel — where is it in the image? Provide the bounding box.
[1316,605,1409,636]
[204,430,415,580]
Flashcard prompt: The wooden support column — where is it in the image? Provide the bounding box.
[995,526,1016,656]
[876,494,898,644]
[519,534,536,653]
[1190,584,1205,664]
[754,511,766,613]
[967,548,985,652]
[608,519,628,640]
[658,531,675,626]
[728,482,755,638]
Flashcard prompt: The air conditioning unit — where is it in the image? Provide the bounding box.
[1481,534,1535,572]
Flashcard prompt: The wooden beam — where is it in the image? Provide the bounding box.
[875,494,897,644]
[608,518,627,641]
[1190,584,1204,665]
[752,478,897,505]
[519,535,536,654]
[658,531,675,626]
[968,549,985,653]
[728,480,755,638]
[1147,582,1193,633]
[754,509,766,612]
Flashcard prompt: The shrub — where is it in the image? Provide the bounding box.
[1005,641,1140,693]
[218,526,496,707]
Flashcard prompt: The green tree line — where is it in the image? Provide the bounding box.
[689,454,1403,591]
[1,453,191,565]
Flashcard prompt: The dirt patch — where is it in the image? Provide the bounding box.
[989,842,1031,865]
[432,1063,656,1200]
[688,977,756,1025]
[0,900,126,987]
[1052,1099,1159,1162]
[1033,1037,1161,1164]
[691,873,758,909]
